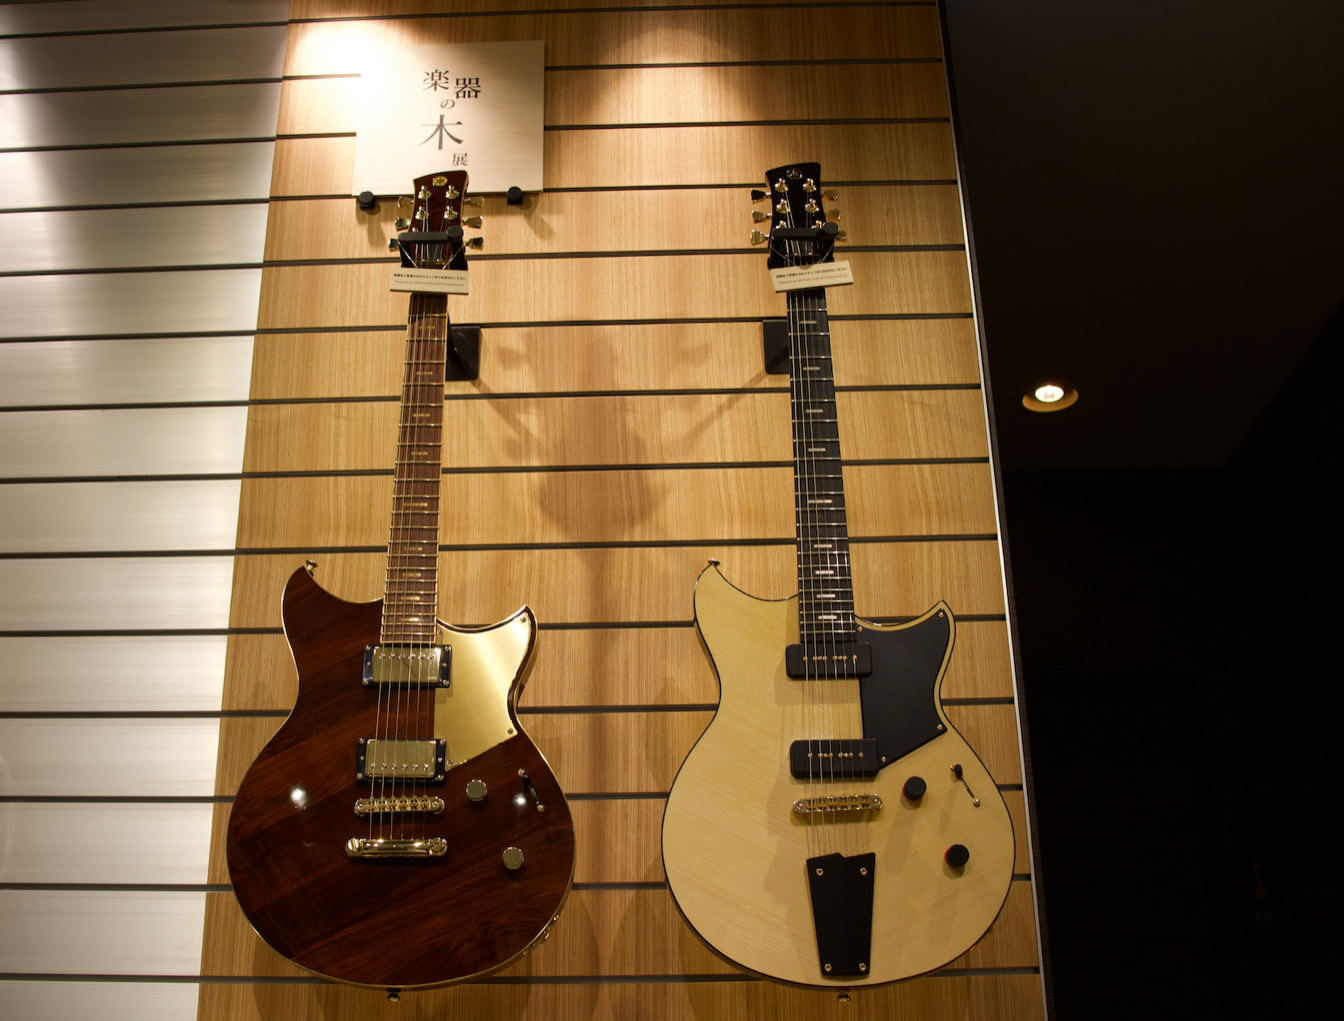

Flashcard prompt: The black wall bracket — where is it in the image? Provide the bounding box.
[446,325,481,381]
[763,317,789,374]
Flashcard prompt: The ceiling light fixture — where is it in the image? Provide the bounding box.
[1022,383,1078,413]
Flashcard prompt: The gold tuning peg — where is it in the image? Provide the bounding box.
[826,209,841,220]
[773,180,788,193]
[463,216,483,228]
[752,210,769,223]
[465,237,484,250]
[417,187,431,199]
[387,238,400,251]
[750,189,768,203]
[394,217,411,230]
[835,230,848,242]
[397,196,414,209]
[822,190,838,200]
[750,230,767,245]
[463,196,483,207]
[446,186,459,200]
[802,179,816,193]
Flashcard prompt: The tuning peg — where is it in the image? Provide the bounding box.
[463,216,483,228]
[750,189,768,203]
[750,230,767,245]
[394,217,411,230]
[463,196,483,207]
[775,200,789,214]
[822,190,838,200]
[446,186,459,200]
[802,179,816,193]
[805,199,819,213]
[752,210,769,223]
[835,230,848,242]
[397,196,414,209]
[417,187,431,200]
[826,209,841,220]
[465,237,484,250]
[773,180,788,193]
[387,238,400,251]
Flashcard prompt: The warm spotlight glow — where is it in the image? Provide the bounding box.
[1022,385,1078,413]
[1034,384,1064,403]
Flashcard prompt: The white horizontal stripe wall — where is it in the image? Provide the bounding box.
[0,2,289,1014]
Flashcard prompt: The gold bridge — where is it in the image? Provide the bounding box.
[354,795,445,816]
[792,793,883,815]
[346,837,448,858]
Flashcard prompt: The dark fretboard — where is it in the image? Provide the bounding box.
[788,286,856,643]
[381,291,448,645]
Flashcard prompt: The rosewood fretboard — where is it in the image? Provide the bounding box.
[381,291,448,645]
[787,286,857,646]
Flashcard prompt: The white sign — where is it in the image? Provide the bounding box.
[770,261,855,292]
[353,40,544,195]
[389,267,470,295]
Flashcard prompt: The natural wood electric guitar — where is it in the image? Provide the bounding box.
[228,171,574,989]
[662,163,1015,987]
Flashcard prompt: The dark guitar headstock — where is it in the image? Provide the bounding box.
[392,169,483,272]
[750,162,846,268]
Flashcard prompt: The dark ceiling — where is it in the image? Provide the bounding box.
[942,0,1344,471]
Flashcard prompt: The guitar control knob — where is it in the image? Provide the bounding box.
[945,844,970,867]
[466,779,487,802]
[903,776,927,800]
[502,846,525,870]
[357,191,376,211]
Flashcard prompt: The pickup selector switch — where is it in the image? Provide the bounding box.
[903,776,927,800]
[945,844,970,868]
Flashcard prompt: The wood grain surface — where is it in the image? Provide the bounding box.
[208,0,1041,1012]
[277,64,949,137]
[256,252,972,329]
[283,7,942,76]
[269,122,958,196]
[241,390,989,472]
[263,186,966,260]
[249,319,982,400]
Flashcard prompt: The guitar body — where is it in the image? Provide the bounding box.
[662,564,1014,986]
[228,566,574,988]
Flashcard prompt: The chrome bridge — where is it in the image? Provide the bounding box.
[792,793,883,815]
[354,795,445,816]
[346,837,447,858]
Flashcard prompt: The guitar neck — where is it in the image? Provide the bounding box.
[788,286,856,642]
[381,291,449,645]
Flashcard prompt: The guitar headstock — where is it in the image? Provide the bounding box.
[750,163,845,269]
[391,170,483,272]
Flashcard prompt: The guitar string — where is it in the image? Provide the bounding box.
[781,187,816,859]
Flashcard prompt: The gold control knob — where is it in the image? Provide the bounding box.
[466,779,487,802]
[502,846,525,870]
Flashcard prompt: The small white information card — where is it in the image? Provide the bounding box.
[389,267,470,295]
[354,40,544,196]
[770,261,856,293]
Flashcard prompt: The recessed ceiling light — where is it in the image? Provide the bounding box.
[1022,384,1078,412]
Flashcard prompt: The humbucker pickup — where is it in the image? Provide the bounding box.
[356,738,447,783]
[790,738,881,778]
[362,645,451,687]
[786,642,872,678]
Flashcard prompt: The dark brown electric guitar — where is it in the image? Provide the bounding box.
[228,171,574,989]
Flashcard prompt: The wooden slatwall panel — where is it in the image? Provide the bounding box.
[203,1,1043,1017]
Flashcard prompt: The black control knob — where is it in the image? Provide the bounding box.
[357,190,376,211]
[945,844,970,867]
[506,186,525,205]
[903,776,927,800]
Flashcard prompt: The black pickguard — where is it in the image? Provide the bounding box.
[858,607,953,768]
